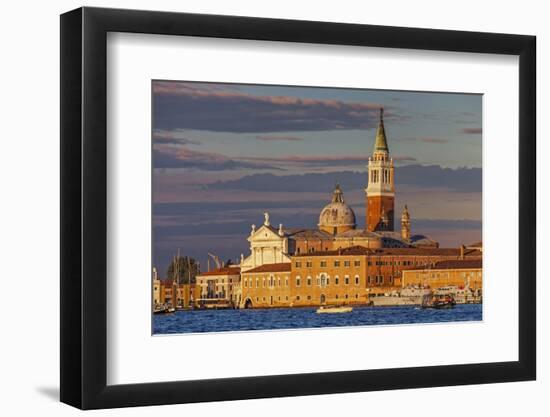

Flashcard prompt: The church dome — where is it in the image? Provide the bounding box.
[318,184,356,234]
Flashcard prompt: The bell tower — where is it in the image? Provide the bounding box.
[365,108,395,232]
[401,205,411,241]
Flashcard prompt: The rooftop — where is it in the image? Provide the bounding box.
[285,228,333,239]
[408,259,482,270]
[293,245,482,258]
[197,266,241,277]
[242,263,291,274]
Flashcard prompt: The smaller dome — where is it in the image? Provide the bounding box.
[318,184,356,233]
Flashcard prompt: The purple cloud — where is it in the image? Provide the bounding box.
[153,129,202,145]
[153,81,400,133]
[245,154,415,166]
[206,165,481,193]
[255,135,303,142]
[153,148,284,171]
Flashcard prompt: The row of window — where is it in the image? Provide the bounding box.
[367,275,394,285]
[243,276,290,288]
[294,259,419,268]
[295,260,361,268]
[370,168,392,184]
[370,260,415,266]
[242,274,399,289]
[250,294,361,302]
[295,275,360,286]
[414,271,482,279]
[199,278,235,285]
[294,294,359,301]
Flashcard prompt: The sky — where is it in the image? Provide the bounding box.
[152,80,482,278]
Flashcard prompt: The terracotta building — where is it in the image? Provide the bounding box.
[240,263,292,308]
[401,258,482,290]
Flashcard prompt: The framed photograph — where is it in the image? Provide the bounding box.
[60,6,536,409]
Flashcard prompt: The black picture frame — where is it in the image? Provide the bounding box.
[60,6,536,410]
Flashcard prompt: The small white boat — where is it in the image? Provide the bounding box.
[316,306,353,314]
[153,304,176,314]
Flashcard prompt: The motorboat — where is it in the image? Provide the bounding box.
[316,305,353,314]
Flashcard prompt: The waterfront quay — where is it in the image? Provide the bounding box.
[153,247,482,312]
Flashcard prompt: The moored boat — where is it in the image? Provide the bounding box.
[153,304,176,314]
[316,306,353,314]
[421,293,456,309]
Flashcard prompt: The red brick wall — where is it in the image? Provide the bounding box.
[366,195,395,231]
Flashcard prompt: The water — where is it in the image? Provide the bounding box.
[153,304,482,334]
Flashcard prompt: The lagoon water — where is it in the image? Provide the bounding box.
[153,304,482,334]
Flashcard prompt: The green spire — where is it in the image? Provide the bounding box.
[373,108,389,153]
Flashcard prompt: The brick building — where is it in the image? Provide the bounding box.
[401,258,482,290]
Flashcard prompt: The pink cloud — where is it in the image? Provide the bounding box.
[153,81,389,115]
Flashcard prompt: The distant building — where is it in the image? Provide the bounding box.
[241,263,292,308]
[195,266,241,308]
[152,267,161,306]
[153,266,199,309]
[237,246,481,308]
[401,258,482,291]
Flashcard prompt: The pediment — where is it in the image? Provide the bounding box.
[248,224,283,242]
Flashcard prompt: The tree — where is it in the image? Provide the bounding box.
[166,255,200,284]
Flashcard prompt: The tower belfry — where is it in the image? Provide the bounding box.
[365,108,395,232]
